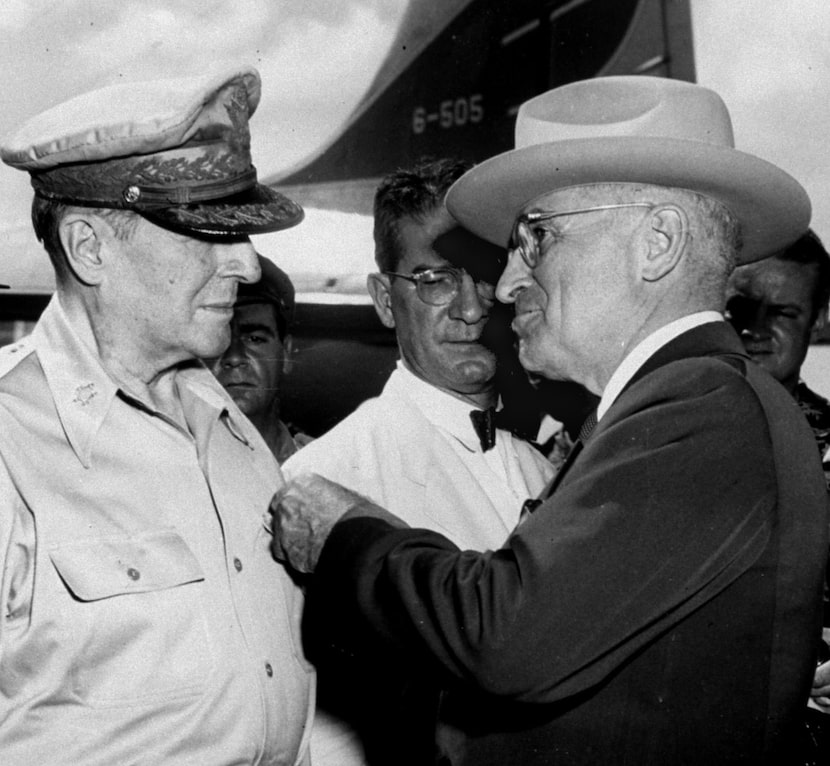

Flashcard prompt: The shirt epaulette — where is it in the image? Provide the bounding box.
[0,338,35,379]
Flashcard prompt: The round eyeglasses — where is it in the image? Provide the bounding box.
[509,202,654,269]
[383,267,496,306]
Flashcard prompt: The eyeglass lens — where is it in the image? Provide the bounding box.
[508,203,654,270]
[510,220,539,269]
[416,270,495,306]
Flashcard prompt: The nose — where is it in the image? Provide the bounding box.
[218,239,260,284]
[449,273,488,324]
[496,248,533,304]
[215,330,248,371]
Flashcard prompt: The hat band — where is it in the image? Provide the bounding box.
[121,167,258,207]
[29,133,258,209]
[31,164,258,209]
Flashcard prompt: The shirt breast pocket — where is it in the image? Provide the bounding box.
[49,529,215,708]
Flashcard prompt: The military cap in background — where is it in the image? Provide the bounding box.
[237,253,296,332]
[1,66,302,237]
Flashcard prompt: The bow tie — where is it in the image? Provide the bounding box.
[470,407,497,452]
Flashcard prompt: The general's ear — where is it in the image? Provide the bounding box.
[367,272,396,329]
[58,211,109,286]
[640,204,689,283]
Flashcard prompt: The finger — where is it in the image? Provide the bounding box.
[279,535,312,575]
[270,495,300,560]
[269,482,291,513]
[271,528,285,562]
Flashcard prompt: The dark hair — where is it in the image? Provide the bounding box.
[31,195,138,286]
[373,157,472,271]
[775,228,830,321]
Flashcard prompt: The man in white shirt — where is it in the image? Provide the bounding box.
[283,157,553,765]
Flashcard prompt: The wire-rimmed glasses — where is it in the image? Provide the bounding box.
[509,202,654,268]
[383,267,496,306]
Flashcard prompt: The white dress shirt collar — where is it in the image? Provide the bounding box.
[392,361,487,452]
[597,312,724,422]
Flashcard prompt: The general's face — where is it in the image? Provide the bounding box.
[378,206,498,397]
[105,217,260,364]
[495,188,645,386]
[210,301,288,417]
[726,258,821,390]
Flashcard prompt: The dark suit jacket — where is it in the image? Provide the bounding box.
[307,323,829,765]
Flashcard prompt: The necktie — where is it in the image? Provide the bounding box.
[470,407,497,451]
[577,408,598,442]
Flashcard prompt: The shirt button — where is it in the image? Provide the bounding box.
[233,557,243,572]
[127,568,140,581]
[265,662,273,678]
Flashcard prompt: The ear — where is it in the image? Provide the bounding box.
[810,306,828,342]
[281,334,295,376]
[640,204,689,283]
[367,272,396,329]
[58,211,108,286]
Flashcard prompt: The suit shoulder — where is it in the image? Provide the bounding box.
[632,353,759,403]
[607,353,770,452]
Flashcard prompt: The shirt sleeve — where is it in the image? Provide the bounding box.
[308,360,776,704]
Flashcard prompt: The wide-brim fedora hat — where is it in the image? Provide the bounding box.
[1,67,303,237]
[446,76,810,263]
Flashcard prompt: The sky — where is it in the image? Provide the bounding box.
[1,0,830,294]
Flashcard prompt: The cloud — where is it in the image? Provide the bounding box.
[692,0,830,238]
[263,0,403,30]
[253,4,406,174]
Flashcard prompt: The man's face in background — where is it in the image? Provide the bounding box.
[726,257,825,392]
[211,301,291,418]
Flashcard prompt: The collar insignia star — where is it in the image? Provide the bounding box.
[73,382,98,407]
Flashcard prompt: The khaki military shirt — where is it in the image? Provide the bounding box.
[0,297,313,765]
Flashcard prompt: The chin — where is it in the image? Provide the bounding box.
[233,400,255,416]
[453,360,497,388]
[195,330,231,360]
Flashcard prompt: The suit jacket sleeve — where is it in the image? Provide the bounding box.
[310,358,776,704]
